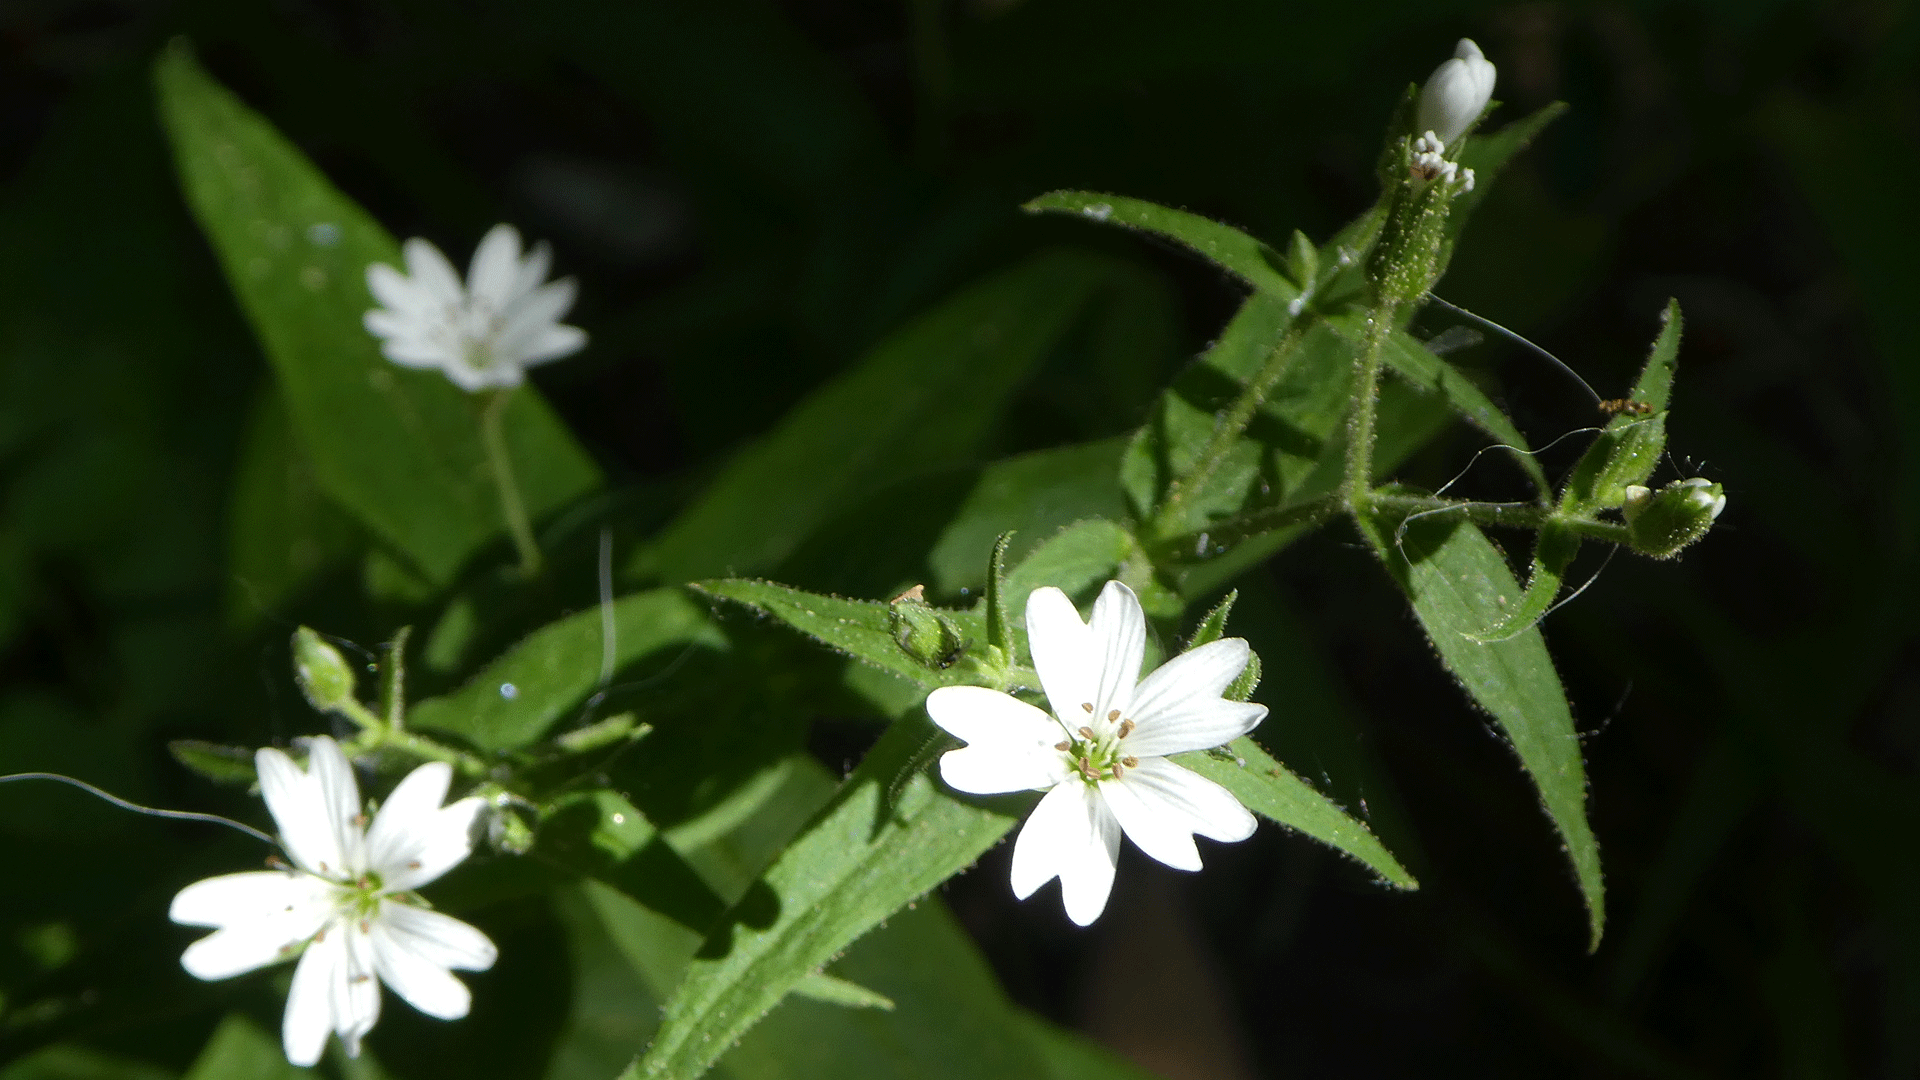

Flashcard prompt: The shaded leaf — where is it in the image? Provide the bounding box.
[408,588,726,752]
[636,251,1125,584]
[1560,300,1682,514]
[1357,507,1602,947]
[167,741,256,787]
[693,579,984,690]
[183,1015,308,1080]
[631,717,1025,1079]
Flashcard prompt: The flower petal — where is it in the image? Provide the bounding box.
[335,922,382,1058]
[283,923,343,1067]
[512,240,553,300]
[928,686,1069,795]
[170,869,326,929]
[364,762,451,870]
[365,263,434,319]
[1122,638,1267,757]
[1098,773,1201,871]
[1085,581,1146,722]
[466,224,522,313]
[402,238,464,308]
[509,323,588,367]
[371,906,494,1021]
[376,796,484,893]
[1010,781,1120,926]
[1025,587,1096,726]
[378,903,498,971]
[1118,757,1256,846]
[176,874,334,981]
[257,746,342,878]
[306,737,368,877]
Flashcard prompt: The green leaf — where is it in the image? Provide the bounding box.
[1174,737,1416,890]
[693,579,984,690]
[1469,522,1581,643]
[408,588,727,752]
[1560,300,1682,514]
[1357,507,1603,948]
[1023,191,1299,299]
[1185,589,1238,650]
[926,438,1131,596]
[789,972,896,1012]
[1003,519,1180,619]
[635,251,1123,584]
[167,740,256,787]
[224,389,359,624]
[183,1015,310,1080]
[0,1044,176,1080]
[983,532,1014,659]
[154,44,600,585]
[631,718,1024,1079]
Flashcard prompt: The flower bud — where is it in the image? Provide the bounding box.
[292,627,358,714]
[888,585,967,670]
[1625,478,1725,559]
[1416,38,1497,146]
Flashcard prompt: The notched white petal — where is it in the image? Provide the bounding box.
[1024,586,1096,725]
[1085,581,1146,720]
[1122,758,1257,844]
[282,925,342,1067]
[1009,782,1119,926]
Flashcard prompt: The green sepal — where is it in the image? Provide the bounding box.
[168,740,258,787]
[983,531,1015,659]
[790,972,897,1012]
[1225,652,1262,704]
[888,587,969,671]
[1186,589,1239,651]
[377,626,410,728]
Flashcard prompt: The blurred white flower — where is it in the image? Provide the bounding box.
[364,224,585,392]
[926,581,1266,926]
[1416,38,1497,146]
[171,737,496,1067]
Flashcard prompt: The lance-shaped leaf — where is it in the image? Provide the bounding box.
[1358,507,1603,949]
[694,578,988,690]
[155,45,599,584]
[408,588,727,752]
[1173,738,1415,890]
[1023,191,1300,299]
[1560,300,1683,514]
[630,716,1026,1079]
[636,251,1121,584]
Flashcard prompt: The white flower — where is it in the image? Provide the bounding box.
[1416,38,1497,146]
[363,224,586,392]
[926,581,1266,926]
[171,737,496,1067]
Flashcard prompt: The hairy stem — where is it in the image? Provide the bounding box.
[1152,494,1340,564]
[1368,492,1631,545]
[1150,324,1308,538]
[481,387,542,576]
[1343,308,1394,512]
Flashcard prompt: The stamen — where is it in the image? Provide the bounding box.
[1081,702,1094,713]
[408,860,422,870]
[353,973,371,983]
[1107,709,1120,721]
[266,855,291,871]
[1117,719,1135,738]
[1110,764,1125,780]
[1055,741,1071,752]
[1122,756,1138,768]
[314,927,327,943]
[1078,726,1095,740]
[354,813,369,829]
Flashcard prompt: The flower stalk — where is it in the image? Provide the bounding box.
[481,387,542,577]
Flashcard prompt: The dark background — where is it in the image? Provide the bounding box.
[2,1,1915,1077]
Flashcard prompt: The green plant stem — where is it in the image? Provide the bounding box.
[1343,308,1394,511]
[481,387,541,577]
[1369,492,1631,544]
[1150,324,1308,538]
[333,696,490,778]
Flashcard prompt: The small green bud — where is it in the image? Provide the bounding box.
[1625,478,1725,559]
[888,585,966,670]
[488,802,536,855]
[292,627,358,713]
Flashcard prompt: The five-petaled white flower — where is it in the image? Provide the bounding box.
[363,224,586,392]
[926,581,1266,926]
[171,737,496,1066]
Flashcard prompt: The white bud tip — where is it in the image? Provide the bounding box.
[1455,38,1485,63]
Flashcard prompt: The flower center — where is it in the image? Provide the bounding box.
[1055,703,1140,785]
[337,871,386,919]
